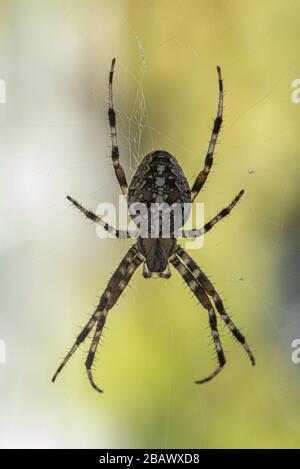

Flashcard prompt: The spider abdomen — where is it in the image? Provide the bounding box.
[128,150,191,206]
[128,150,191,234]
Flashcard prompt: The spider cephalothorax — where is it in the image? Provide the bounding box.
[52,58,255,393]
[137,237,177,278]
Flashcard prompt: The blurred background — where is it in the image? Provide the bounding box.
[0,0,300,449]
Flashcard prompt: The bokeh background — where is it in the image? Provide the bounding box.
[0,0,300,449]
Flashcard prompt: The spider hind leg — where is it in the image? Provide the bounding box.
[171,255,226,384]
[176,246,255,367]
[52,245,143,392]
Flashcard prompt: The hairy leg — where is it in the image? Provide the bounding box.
[190,66,223,202]
[84,253,143,392]
[67,195,137,238]
[108,58,128,196]
[171,255,226,383]
[177,189,244,238]
[52,245,143,387]
[175,246,255,366]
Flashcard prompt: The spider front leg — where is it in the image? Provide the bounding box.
[67,195,137,238]
[177,189,244,238]
[171,256,226,384]
[108,58,128,197]
[176,246,255,366]
[52,245,143,392]
[190,66,223,202]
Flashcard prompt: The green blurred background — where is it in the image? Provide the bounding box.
[0,0,300,448]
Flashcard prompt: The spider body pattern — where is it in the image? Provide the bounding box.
[52,58,255,393]
[128,150,191,208]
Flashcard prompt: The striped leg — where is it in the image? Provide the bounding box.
[171,256,226,384]
[176,246,255,366]
[52,309,102,384]
[177,189,244,238]
[190,66,223,202]
[84,253,143,393]
[108,58,128,197]
[52,245,143,388]
[85,313,107,393]
[67,195,137,238]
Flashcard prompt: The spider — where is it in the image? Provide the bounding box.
[52,58,255,393]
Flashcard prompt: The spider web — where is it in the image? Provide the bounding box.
[111,28,198,183]
[117,34,155,180]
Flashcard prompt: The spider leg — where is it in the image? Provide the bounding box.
[175,246,255,366]
[66,195,137,238]
[177,189,244,238]
[52,245,143,388]
[108,58,128,197]
[51,309,101,384]
[190,66,223,202]
[85,314,107,393]
[84,252,143,393]
[171,255,226,384]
